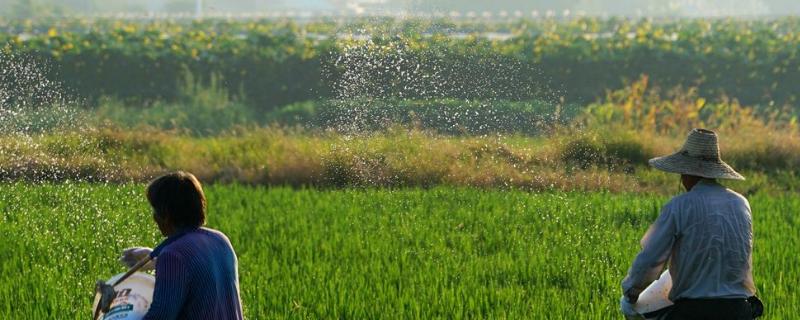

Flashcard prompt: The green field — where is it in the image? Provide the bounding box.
[2,9,799,320]
[0,183,796,318]
[4,18,800,108]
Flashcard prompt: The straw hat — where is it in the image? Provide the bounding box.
[648,128,744,180]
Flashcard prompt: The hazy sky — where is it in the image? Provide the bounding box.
[2,0,799,17]
[274,0,796,16]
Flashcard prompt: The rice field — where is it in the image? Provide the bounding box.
[0,183,796,319]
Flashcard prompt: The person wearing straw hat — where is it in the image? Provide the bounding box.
[619,129,759,320]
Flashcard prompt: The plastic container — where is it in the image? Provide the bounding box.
[635,270,674,319]
[92,272,155,320]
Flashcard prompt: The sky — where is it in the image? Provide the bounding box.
[257,0,795,16]
[2,0,799,17]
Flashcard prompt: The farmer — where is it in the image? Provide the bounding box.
[620,129,757,319]
[120,171,243,320]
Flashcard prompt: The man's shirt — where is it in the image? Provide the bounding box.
[144,227,244,320]
[622,179,756,301]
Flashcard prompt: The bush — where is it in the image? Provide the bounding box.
[3,18,799,110]
[604,136,652,172]
[263,101,317,126]
[94,74,259,135]
[560,134,652,172]
[560,137,605,170]
[268,98,577,135]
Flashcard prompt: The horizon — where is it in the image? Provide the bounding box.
[2,0,800,18]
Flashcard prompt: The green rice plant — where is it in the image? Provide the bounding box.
[0,184,796,318]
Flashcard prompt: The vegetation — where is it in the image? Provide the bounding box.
[2,78,797,194]
[2,125,798,194]
[1,184,796,318]
[1,15,797,319]
[92,84,577,136]
[1,17,799,110]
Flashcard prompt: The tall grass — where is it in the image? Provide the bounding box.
[93,72,259,135]
[2,77,798,193]
[1,125,796,194]
[0,185,796,318]
[577,76,800,176]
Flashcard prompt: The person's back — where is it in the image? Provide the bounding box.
[145,227,243,319]
[665,180,755,301]
[620,129,759,320]
[126,171,243,320]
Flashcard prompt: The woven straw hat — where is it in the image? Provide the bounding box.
[648,128,744,180]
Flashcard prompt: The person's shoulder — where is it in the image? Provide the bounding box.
[161,228,213,253]
[723,187,750,207]
[162,228,235,259]
[199,227,234,245]
[662,189,712,217]
[199,226,228,237]
[156,244,187,263]
[664,192,693,208]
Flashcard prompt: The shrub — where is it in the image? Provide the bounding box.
[267,98,575,135]
[560,137,605,170]
[4,18,799,109]
[603,136,652,173]
[94,73,259,135]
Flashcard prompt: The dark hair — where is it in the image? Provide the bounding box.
[147,171,206,228]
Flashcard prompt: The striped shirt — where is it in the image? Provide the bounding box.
[143,227,243,320]
[622,179,756,301]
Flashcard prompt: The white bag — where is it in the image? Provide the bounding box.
[92,272,155,320]
[635,270,674,319]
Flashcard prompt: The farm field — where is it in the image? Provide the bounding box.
[2,8,800,319]
[0,183,796,318]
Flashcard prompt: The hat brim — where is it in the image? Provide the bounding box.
[648,153,745,180]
